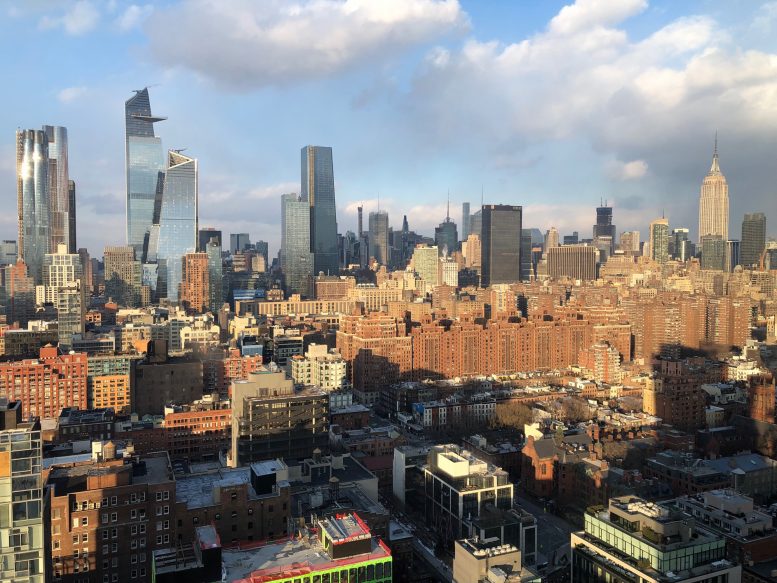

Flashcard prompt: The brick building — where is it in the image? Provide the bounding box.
[46,448,176,583]
[180,252,209,314]
[165,397,231,461]
[643,359,706,432]
[202,348,265,397]
[0,345,88,419]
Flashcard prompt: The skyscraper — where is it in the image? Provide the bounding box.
[16,129,51,283]
[649,218,670,263]
[43,125,73,253]
[740,212,766,268]
[206,236,223,312]
[281,193,313,297]
[198,227,222,252]
[593,202,616,247]
[544,226,560,254]
[152,151,198,302]
[462,202,471,241]
[481,204,522,286]
[68,179,76,252]
[724,239,740,272]
[701,235,726,271]
[301,145,339,275]
[0,401,45,583]
[412,245,440,288]
[469,208,483,238]
[520,228,533,281]
[671,228,690,260]
[104,245,142,307]
[368,210,390,266]
[230,233,250,254]
[547,246,597,281]
[698,137,729,243]
[181,252,209,313]
[125,88,166,259]
[434,202,458,257]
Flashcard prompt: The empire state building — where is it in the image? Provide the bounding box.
[698,138,729,243]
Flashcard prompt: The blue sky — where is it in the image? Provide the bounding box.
[1,0,776,258]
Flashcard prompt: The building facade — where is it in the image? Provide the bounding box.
[481,204,522,286]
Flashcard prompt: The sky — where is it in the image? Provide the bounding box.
[1,0,776,259]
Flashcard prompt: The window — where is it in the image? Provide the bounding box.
[193,517,199,525]
[111,528,118,539]
[102,498,108,507]
[140,568,146,577]
[163,505,169,515]
[248,508,253,515]
[102,513,108,524]
[156,507,163,516]
[111,513,117,523]
[112,558,118,568]
[157,536,163,545]
[131,571,137,579]
[112,574,118,583]
[102,530,109,541]
[163,520,169,530]
[82,533,88,543]
[156,521,162,531]
[215,513,221,520]
[156,492,163,502]
[231,511,238,518]
[163,491,170,500]
[131,555,138,564]
[73,518,80,529]
[111,496,117,506]
[164,534,170,544]
[111,543,118,553]
[131,509,137,520]
[231,492,238,501]
[131,525,138,535]
[102,545,109,555]
[54,540,61,550]
[131,540,138,550]
[73,535,79,545]
[81,517,88,526]
[139,524,146,534]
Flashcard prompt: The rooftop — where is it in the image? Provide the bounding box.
[176,465,287,509]
[48,452,172,494]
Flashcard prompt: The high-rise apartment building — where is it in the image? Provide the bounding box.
[180,252,209,313]
[572,497,741,583]
[481,204,522,286]
[643,359,705,431]
[368,210,390,266]
[547,245,597,281]
[230,369,329,466]
[17,129,51,283]
[740,212,766,268]
[148,151,198,302]
[43,125,73,253]
[125,88,166,259]
[2,260,36,326]
[68,180,77,252]
[698,138,729,243]
[104,246,142,307]
[42,243,86,348]
[280,193,313,297]
[412,245,440,288]
[649,217,670,263]
[0,400,45,583]
[205,237,223,313]
[0,345,87,419]
[461,202,471,241]
[302,145,339,275]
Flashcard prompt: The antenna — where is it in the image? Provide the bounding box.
[446,190,450,222]
[481,185,484,208]
[714,130,718,156]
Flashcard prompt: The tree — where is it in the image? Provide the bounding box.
[491,401,534,431]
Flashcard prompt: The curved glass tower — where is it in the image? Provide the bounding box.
[125,88,166,259]
[153,151,198,302]
[16,129,51,283]
[301,146,339,275]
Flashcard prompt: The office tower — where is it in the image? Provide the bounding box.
[125,88,166,259]
[301,145,339,275]
[198,227,222,252]
[16,129,51,283]
[563,231,579,245]
[593,201,616,253]
[698,137,729,243]
[280,193,313,297]
[254,240,269,265]
[547,246,597,280]
[68,180,76,252]
[469,208,483,238]
[520,228,533,281]
[206,236,223,313]
[740,212,766,268]
[462,202,471,241]
[434,202,458,256]
[0,240,17,265]
[104,245,142,306]
[649,217,670,263]
[368,210,390,266]
[48,450,175,583]
[462,234,481,271]
[43,125,73,253]
[43,243,86,348]
[671,228,690,260]
[725,239,740,272]
[230,369,329,466]
[571,497,741,583]
[481,204,522,286]
[544,226,559,253]
[357,205,364,237]
[152,151,198,302]
[0,401,45,583]
[181,252,209,313]
[230,232,250,254]
[412,245,440,288]
[0,345,87,419]
[700,235,726,270]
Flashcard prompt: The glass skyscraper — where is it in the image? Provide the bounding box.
[125,88,166,259]
[16,129,51,284]
[43,125,73,253]
[301,146,339,276]
[368,210,390,266]
[206,237,223,312]
[741,212,766,268]
[152,151,198,302]
[281,193,313,297]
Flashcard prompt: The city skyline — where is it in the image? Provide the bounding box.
[1,1,776,257]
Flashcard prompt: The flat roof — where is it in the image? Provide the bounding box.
[176,466,288,509]
[222,536,390,583]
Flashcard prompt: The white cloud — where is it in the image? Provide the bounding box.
[39,0,99,35]
[115,4,153,31]
[145,0,467,88]
[607,159,648,180]
[57,86,88,103]
[549,0,647,35]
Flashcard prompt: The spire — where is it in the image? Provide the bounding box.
[446,190,450,222]
[710,131,721,173]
